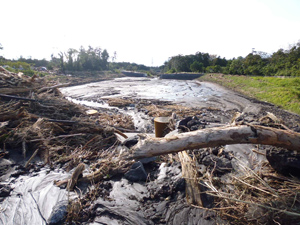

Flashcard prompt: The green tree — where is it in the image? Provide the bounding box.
[243,53,265,75]
[0,43,3,61]
[190,61,203,72]
[101,49,109,70]
[65,48,77,71]
[195,52,210,67]
[163,52,228,73]
[58,52,65,73]
[229,57,244,75]
[212,56,227,67]
[206,65,222,73]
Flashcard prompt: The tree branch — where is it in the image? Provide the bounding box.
[37,82,70,93]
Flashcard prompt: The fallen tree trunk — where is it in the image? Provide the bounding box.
[37,82,70,93]
[0,87,31,95]
[130,124,300,159]
[0,93,37,102]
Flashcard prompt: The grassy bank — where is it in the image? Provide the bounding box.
[199,74,300,115]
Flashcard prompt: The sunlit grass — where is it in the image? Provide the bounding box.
[199,74,300,115]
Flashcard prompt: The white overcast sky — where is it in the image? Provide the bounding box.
[1,0,300,66]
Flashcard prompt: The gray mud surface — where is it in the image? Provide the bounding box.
[61,77,262,113]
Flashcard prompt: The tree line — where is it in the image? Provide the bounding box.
[163,42,300,76]
[51,46,110,73]
[0,44,159,75]
[1,42,299,76]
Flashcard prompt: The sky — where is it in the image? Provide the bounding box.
[1,0,300,67]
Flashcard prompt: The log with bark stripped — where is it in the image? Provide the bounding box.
[129,124,300,159]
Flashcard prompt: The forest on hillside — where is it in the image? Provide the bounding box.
[0,42,299,77]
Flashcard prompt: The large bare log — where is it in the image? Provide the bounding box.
[0,93,37,101]
[130,125,300,159]
[0,87,31,95]
[37,82,70,93]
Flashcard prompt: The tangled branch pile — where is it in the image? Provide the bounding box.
[174,113,300,224]
[0,68,133,173]
[200,154,300,224]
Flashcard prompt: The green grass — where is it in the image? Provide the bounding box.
[199,74,300,115]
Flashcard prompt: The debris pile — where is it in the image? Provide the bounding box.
[0,71,134,174]
[0,66,44,95]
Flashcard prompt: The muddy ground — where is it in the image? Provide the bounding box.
[1,71,300,225]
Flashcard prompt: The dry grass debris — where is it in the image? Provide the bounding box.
[0,71,133,173]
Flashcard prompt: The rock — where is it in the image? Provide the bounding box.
[179,116,206,131]
[0,184,12,197]
[47,200,68,225]
[199,180,215,208]
[10,165,26,178]
[190,125,200,131]
[0,149,9,159]
[187,119,201,128]
[123,135,139,148]
[139,157,157,164]
[211,148,219,156]
[125,161,148,182]
[178,117,193,127]
[0,159,13,177]
[173,178,185,192]
[202,155,232,175]
[266,148,300,177]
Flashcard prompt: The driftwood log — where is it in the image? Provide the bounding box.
[0,93,37,101]
[130,124,300,159]
[0,87,31,95]
[37,83,70,93]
